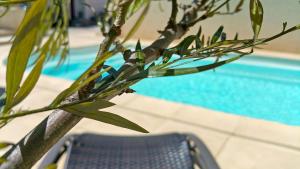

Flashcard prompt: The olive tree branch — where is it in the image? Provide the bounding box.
[79,0,134,98]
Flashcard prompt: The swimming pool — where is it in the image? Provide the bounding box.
[24,46,300,125]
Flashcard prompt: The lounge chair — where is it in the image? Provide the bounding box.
[38,133,220,169]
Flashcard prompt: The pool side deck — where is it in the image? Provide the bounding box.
[1,27,300,169]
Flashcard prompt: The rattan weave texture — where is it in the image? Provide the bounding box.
[65,133,193,169]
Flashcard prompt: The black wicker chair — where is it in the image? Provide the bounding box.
[38,133,220,169]
[0,87,5,108]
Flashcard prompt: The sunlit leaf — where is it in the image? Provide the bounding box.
[0,157,6,164]
[195,26,202,49]
[45,164,57,169]
[63,100,148,133]
[0,142,13,149]
[135,40,145,71]
[51,67,111,107]
[126,0,149,18]
[4,0,47,112]
[250,0,263,39]
[122,1,150,43]
[13,44,50,107]
[129,54,246,80]
[0,0,34,6]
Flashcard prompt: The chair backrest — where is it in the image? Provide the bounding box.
[64,133,194,169]
[0,87,5,109]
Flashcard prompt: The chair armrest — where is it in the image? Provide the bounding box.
[186,133,221,169]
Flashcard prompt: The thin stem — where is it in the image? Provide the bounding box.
[186,0,230,27]
[80,0,134,98]
[167,0,178,28]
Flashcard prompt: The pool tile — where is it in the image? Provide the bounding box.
[234,117,300,149]
[173,104,241,133]
[124,95,184,118]
[217,136,300,169]
[154,120,230,156]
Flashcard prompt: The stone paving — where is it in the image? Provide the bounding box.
[0,27,300,169]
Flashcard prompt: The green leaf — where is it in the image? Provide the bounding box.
[13,51,47,107]
[0,0,35,6]
[45,164,57,169]
[196,26,202,38]
[211,26,224,44]
[126,0,149,18]
[122,1,150,43]
[129,54,247,80]
[162,50,173,64]
[172,35,196,55]
[50,51,113,106]
[250,0,263,39]
[0,142,13,149]
[195,26,202,49]
[135,40,145,71]
[135,39,142,51]
[63,100,148,133]
[0,157,6,164]
[51,67,111,107]
[5,0,47,111]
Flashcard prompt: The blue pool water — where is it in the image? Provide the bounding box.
[24,46,300,125]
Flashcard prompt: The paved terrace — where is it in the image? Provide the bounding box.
[0,27,300,169]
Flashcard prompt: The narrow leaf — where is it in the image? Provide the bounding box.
[172,35,196,55]
[51,67,111,106]
[45,164,57,169]
[162,50,173,63]
[5,0,47,110]
[0,142,13,149]
[122,1,150,43]
[13,52,47,106]
[0,157,6,164]
[129,54,247,80]
[0,0,34,6]
[135,40,145,70]
[63,100,148,133]
[127,0,149,18]
[211,26,224,44]
[135,39,142,51]
[250,0,264,39]
[221,32,227,41]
